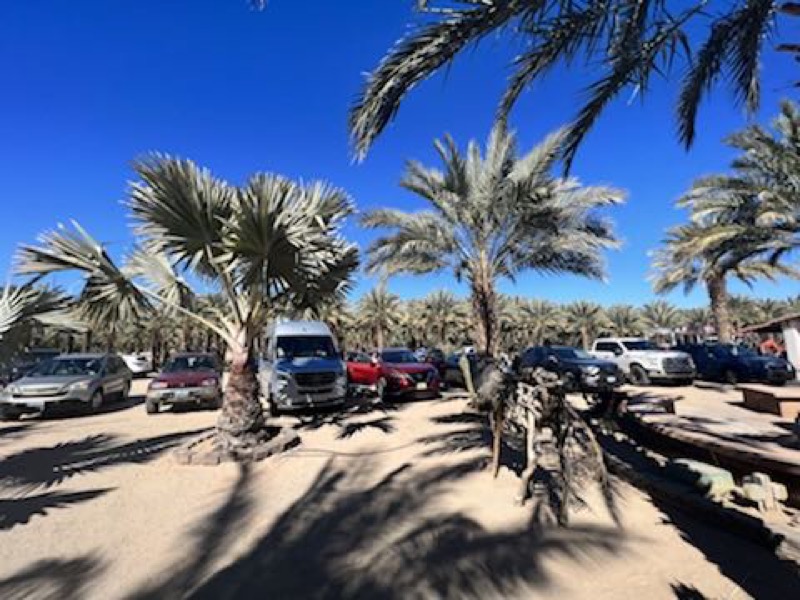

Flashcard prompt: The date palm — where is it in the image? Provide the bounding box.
[605,304,645,337]
[16,158,358,451]
[422,290,468,348]
[357,284,402,350]
[351,1,793,163]
[518,299,564,346]
[563,301,609,350]
[641,300,681,332]
[362,124,623,355]
[680,307,712,336]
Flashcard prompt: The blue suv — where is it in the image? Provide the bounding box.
[677,343,795,385]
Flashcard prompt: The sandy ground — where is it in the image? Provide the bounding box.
[0,380,797,599]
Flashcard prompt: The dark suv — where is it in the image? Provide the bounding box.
[520,345,622,393]
[677,343,795,385]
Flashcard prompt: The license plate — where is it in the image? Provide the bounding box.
[416,382,427,390]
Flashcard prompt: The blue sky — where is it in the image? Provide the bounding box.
[0,1,797,307]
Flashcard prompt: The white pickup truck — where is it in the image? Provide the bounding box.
[590,337,695,385]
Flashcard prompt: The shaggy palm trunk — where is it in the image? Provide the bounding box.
[216,330,266,452]
[471,265,498,355]
[375,324,384,350]
[707,275,733,343]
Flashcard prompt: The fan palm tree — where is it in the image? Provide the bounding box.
[16,158,358,451]
[350,1,795,163]
[357,284,402,350]
[605,305,645,337]
[563,301,609,350]
[362,125,623,355]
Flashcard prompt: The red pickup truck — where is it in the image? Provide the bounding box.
[346,348,440,400]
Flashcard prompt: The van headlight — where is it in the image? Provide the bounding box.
[275,371,291,389]
[336,374,347,388]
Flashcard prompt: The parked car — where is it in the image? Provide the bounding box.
[377,348,441,400]
[146,353,222,414]
[345,351,382,396]
[0,348,61,386]
[0,353,131,419]
[590,337,695,385]
[424,348,448,381]
[441,352,479,389]
[258,321,347,413]
[677,343,796,385]
[520,345,622,393]
[122,352,153,377]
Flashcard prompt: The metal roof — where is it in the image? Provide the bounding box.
[269,321,334,337]
[740,312,800,334]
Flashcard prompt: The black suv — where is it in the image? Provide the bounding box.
[520,345,622,393]
[677,343,795,385]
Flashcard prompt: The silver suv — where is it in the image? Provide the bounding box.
[0,353,132,419]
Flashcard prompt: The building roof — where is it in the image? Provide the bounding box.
[740,312,800,334]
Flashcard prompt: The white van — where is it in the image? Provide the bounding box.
[259,321,347,413]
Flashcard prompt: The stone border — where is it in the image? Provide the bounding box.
[174,427,300,466]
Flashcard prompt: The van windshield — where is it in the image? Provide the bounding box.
[276,336,337,359]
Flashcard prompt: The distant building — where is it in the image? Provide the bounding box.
[741,313,800,379]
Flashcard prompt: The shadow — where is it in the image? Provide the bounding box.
[129,464,254,599]
[337,416,395,439]
[38,393,144,421]
[0,423,35,443]
[0,555,105,600]
[0,428,210,494]
[0,488,112,530]
[430,413,485,426]
[653,498,800,598]
[182,457,622,599]
[670,583,708,599]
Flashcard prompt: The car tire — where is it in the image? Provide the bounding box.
[376,377,387,400]
[629,364,650,386]
[90,390,104,413]
[0,408,20,421]
[210,396,223,410]
[120,382,131,401]
[145,398,159,414]
[723,370,738,386]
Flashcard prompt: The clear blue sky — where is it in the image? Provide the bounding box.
[0,1,797,307]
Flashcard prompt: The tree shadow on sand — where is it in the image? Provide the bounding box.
[292,399,404,440]
[0,555,105,600]
[0,428,210,494]
[148,456,625,599]
[0,488,112,531]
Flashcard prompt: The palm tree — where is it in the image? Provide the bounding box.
[680,307,713,337]
[350,1,793,163]
[518,299,564,346]
[362,125,623,355]
[563,301,609,350]
[728,295,763,330]
[357,284,401,350]
[16,158,358,451]
[653,100,800,342]
[605,305,645,337]
[641,300,682,332]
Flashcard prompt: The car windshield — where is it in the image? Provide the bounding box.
[163,355,218,373]
[29,357,102,376]
[381,350,418,364]
[621,340,657,351]
[550,347,592,359]
[716,344,758,358]
[276,336,337,359]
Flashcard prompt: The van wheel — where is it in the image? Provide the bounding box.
[629,365,650,386]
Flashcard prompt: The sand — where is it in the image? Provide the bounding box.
[0,380,797,599]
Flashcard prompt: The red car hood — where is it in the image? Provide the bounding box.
[154,371,218,386]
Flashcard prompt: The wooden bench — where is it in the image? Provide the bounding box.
[739,383,800,419]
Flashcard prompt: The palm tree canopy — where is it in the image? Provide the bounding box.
[641,300,682,331]
[350,1,789,163]
[357,285,402,337]
[605,304,645,336]
[363,125,624,285]
[16,157,359,349]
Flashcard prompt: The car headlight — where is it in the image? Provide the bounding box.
[200,378,218,388]
[149,381,168,390]
[69,380,91,391]
[275,371,291,388]
[582,365,600,376]
[5,384,20,395]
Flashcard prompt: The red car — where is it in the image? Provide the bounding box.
[145,353,222,414]
[346,348,440,399]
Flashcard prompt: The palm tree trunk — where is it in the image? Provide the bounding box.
[707,275,733,343]
[471,281,498,356]
[375,325,384,350]
[216,329,266,452]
